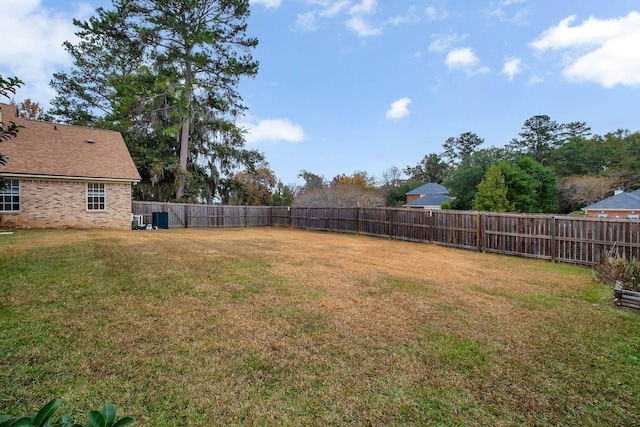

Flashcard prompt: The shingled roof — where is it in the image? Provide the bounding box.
[583,190,640,211]
[405,182,449,196]
[404,193,452,207]
[0,103,141,182]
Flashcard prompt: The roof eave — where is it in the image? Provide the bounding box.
[0,172,141,183]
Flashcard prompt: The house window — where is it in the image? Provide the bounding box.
[629,213,639,220]
[598,212,607,218]
[0,179,20,212]
[87,182,106,211]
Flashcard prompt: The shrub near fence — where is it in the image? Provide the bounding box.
[132,202,640,266]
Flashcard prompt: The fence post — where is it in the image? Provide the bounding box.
[476,212,482,252]
[388,208,393,239]
[551,216,557,263]
[356,207,360,235]
[428,211,434,243]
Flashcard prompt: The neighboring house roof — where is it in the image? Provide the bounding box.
[404,182,452,208]
[0,103,141,182]
[583,191,640,211]
[404,193,453,207]
[406,182,448,196]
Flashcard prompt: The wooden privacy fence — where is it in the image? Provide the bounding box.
[132,202,640,266]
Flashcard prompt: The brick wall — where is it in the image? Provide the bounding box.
[1,179,133,229]
[406,194,420,203]
[585,209,639,219]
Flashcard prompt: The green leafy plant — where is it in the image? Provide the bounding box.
[0,399,134,427]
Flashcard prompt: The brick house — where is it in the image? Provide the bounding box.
[0,103,141,229]
[582,189,640,219]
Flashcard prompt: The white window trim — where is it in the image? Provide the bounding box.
[86,182,106,211]
[0,179,20,213]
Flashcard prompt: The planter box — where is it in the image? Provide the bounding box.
[614,288,640,310]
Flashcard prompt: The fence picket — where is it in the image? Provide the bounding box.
[131,202,640,266]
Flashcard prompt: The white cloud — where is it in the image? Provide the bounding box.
[424,6,449,21]
[292,12,318,32]
[526,76,544,86]
[345,16,382,37]
[445,47,479,69]
[385,98,411,120]
[349,0,377,15]
[444,48,490,75]
[531,11,640,87]
[487,0,529,25]
[428,33,467,53]
[241,118,305,144]
[251,0,282,9]
[502,57,522,81]
[386,6,420,26]
[320,0,350,17]
[0,0,90,106]
[299,0,416,39]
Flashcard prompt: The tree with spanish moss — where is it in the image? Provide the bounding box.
[50,0,260,202]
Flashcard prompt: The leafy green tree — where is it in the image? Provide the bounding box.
[443,148,504,210]
[442,132,484,165]
[50,3,147,126]
[549,136,602,177]
[385,178,425,207]
[496,156,558,213]
[473,165,513,212]
[404,153,449,183]
[0,75,24,171]
[229,166,277,205]
[508,115,562,164]
[50,0,260,202]
[298,170,325,191]
[595,130,640,188]
[561,121,591,142]
[523,157,557,213]
[494,161,536,212]
[268,181,294,206]
[135,0,258,200]
[0,76,23,145]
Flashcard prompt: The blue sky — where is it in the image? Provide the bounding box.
[2,0,640,186]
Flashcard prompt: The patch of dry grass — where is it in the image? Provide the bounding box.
[1,228,639,426]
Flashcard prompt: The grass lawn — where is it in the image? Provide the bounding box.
[1,227,639,426]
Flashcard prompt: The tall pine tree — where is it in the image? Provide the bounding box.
[50,0,260,202]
